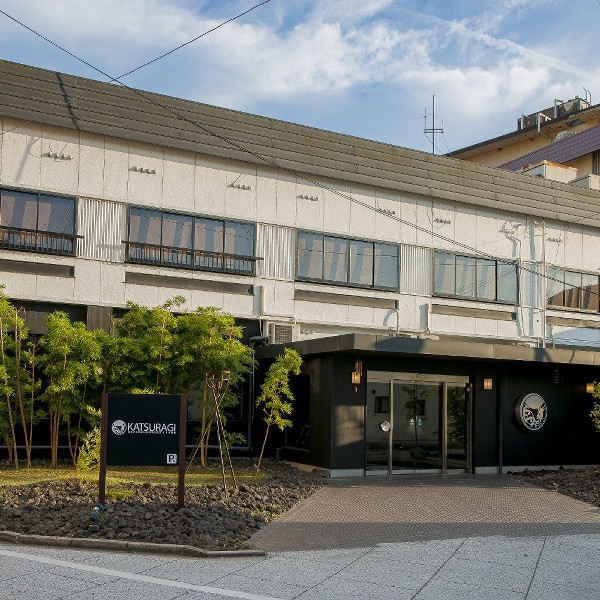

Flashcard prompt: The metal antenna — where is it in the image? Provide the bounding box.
[424,94,444,154]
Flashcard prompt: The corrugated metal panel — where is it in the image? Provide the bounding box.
[77,197,125,262]
[256,224,295,280]
[500,124,600,171]
[400,245,431,295]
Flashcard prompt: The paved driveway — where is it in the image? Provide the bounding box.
[2,474,600,599]
[251,474,600,551]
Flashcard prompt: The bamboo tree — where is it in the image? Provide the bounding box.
[0,314,18,467]
[255,348,302,473]
[38,312,102,467]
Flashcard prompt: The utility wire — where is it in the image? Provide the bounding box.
[114,1,271,81]
[0,8,593,301]
[0,1,271,137]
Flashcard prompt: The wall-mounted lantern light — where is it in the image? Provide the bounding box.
[586,382,595,394]
[483,378,493,390]
[351,360,363,390]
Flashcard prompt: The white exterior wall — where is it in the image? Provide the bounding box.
[2,118,600,346]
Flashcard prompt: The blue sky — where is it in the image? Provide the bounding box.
[0,0,599,153]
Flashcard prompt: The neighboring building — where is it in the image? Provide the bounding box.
[450,97,600,190]
[1,60,600,475]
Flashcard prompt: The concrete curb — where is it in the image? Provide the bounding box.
[0,531,265,559]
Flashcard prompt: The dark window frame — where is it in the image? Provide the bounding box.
[0,187,78,256]
[296,230,399,291]
[126,207,258,276]
[433,250,518,304]
[547,267,600,312]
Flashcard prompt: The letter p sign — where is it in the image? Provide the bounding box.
[166,453,177,465]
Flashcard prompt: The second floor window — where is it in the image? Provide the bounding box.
[0,188,76,255]
[127,208,256,275]
[434,251,518,303]
[547,267,599,311]
[297,232,399,290]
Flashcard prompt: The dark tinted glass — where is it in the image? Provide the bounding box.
[434,252,455,295]
[374,243,399,289]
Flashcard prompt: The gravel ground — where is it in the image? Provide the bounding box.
[0,462,322,550]
[512,466,600,507]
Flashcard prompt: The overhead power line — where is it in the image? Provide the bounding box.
[0,7,594,302]
[114,1,271,81]
[0,1,271,137]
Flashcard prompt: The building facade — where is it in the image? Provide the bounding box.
[1,60,600,474]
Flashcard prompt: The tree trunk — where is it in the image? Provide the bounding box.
[256,421,272,474]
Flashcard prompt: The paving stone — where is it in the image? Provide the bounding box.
[435,556,533,594]
[142,556,263,586]
[533,557,600,590]
[453,535,544,568]
[295,574,415,600]
[414,578,526,600]
[339,554,440,591]
[526,579,600,600]
[210,572,304,599]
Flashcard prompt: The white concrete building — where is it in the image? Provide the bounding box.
[2,60,600,474]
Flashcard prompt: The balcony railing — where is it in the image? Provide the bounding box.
[125,241,260,276]
[0,226,78,255]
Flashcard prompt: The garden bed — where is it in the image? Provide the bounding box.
[0,460,322,550]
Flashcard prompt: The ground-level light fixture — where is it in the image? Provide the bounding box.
[586,382,596,394]
[483,378,493,390]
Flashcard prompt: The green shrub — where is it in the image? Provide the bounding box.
[76,427,101,472]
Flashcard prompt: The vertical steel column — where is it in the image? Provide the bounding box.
[441,382,448,473]
[388,378,394,476]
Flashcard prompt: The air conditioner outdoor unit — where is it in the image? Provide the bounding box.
[267,322,298,344]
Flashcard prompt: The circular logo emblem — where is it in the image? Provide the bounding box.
[516,393,547,431]
[111,420,127,435]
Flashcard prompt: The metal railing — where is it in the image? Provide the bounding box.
[0,225,78,255]
[125,241,260,276]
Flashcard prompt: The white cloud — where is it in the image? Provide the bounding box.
[0,0,598,151]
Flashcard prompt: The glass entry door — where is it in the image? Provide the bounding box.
[366,372,471,473]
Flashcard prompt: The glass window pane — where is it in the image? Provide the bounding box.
[434,252,455,295]
[581,274,600,311]
[38,195,75,234]
[162,213,192,249]
[349,240,373,285]
[128,208,162,263]
[194,218,224,253]
[162,213,192,267]
[564,271,582,309]
[129,208,162,245]
[476,259,496,300]
[497,262,518,303]
[297,232,323,280]
[1,190,38,230]
[224,221,254,256]
[374,243,399,289]
[323,236,348,283]
[455,255,476,298]
[547,267,565,307]
[194,217,224,270]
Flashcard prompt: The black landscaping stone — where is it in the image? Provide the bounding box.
[0,461,321,551]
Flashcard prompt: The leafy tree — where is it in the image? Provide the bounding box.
[172,306,253,466]
[109,297,184,394]
[255,348,302,473]
[38,312,102,467]
[106,299,253,467]
[0,291,37,467]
